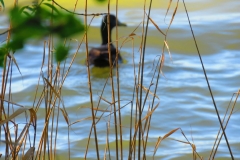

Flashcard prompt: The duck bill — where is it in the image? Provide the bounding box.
[117,21,127,27]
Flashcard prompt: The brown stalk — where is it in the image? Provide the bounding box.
[105,1,119,159]
[115,1,124,159]
[210,90,239,159]
[182,0,234,159]
[142,0,179,157]
[84,0,100,159]
[136,0,148,157]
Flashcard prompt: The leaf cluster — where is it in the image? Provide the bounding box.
[0,2,85,66]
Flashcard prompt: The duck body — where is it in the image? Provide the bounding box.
[88,14,126,67]
[89,44,122,67]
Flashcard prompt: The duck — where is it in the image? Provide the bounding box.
[87,14,126,67]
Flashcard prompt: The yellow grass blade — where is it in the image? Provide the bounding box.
[0,108,29,125]
[192,144,197,160]
[100,96,113,105]
[153,128,179,157]
[164,40,172,60]
[153,136,162,156]
[162,128,179,140]
[160,53,165,77]
[69,117,100,126]
[120,21,142,50]
[168,0,179,28]
[60,108,69,125]
[145,12,166,36]
[43,77,61,98]
[80,106,111,112]
[141,102,159,122]
[10,53,22,76]
[170,138,190,144]
[165,0,173,22]
[129,33,136,37]
[28,108,37,126]
[138,84,159,99]
[11,124,30,157]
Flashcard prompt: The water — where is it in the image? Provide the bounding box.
[0,0,240,159]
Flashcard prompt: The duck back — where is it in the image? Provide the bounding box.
[88,44,122,67]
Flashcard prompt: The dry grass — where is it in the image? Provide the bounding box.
[0,0,238,159]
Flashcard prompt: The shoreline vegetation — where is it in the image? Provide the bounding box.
[0,0,238,159]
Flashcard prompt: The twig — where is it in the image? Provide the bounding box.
[52,0,106,16]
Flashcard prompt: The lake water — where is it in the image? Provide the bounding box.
[0,0,240,159]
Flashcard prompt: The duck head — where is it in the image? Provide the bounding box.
[101,14,127,45]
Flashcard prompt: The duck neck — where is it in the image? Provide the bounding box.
[101,23,112,45]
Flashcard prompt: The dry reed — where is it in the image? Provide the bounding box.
[0,0,237,159]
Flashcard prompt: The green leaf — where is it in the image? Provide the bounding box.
[21,5,33,12]
[0,0,5,8]
[0,46,8,67]
[25,6,35,12]
[8,5,84,62]
[32,0,39,7]
[10,7,27,26]
[8,38,25,50]
[51,14,85,38]
[55,44,69,62]
[22,10,31,17]
[43,2,59,14]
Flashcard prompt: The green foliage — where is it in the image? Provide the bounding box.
[50,13,85,38]
[0,45,7,67]
[54,44,69,62]
[0,2,85,66]
[0,0,4,9]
